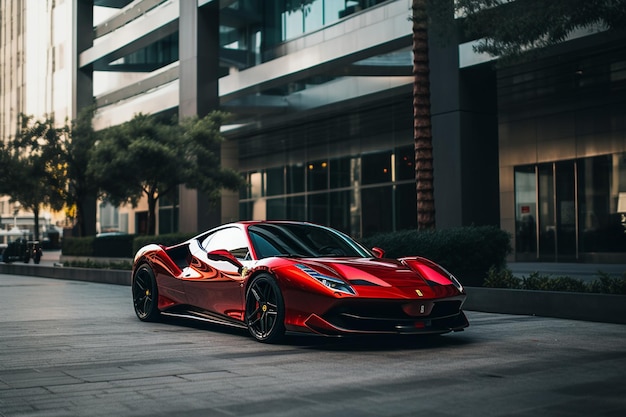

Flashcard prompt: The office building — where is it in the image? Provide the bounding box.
[4,0,625,263]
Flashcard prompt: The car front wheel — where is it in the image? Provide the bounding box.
[132,264,160,322]
[245,274,285,343]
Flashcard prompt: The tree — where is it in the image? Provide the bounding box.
[64,106,101,237]
[88,111,243,235]
[411,0,436,231]
[1,114,66,240]
[457,0,626,58]
[0,141,18,196]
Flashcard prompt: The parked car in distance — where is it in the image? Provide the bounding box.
[2,238,42,264]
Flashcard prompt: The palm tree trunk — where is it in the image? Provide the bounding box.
[412,0,436,230]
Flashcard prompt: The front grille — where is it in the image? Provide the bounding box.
[430,300,463,318]
[321,299,464,333]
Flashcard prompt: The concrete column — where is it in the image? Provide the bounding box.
[178,2,221,233]
[74,0,94,116]
[429,5,499,229]
[73,0,97,236]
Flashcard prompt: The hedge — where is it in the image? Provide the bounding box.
[62,236,95,257]
[63,233,198,258]
[484,268,626,295]
[360,226,512,287]
[132,233,197,254]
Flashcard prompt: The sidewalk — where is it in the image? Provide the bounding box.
[507,262,626,282]
[38,249,62,266]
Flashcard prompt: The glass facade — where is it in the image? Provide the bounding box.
[240,148,416,238]
[280,1,388,41]
[237,98,416,238]
[220,0,391,69]
[514,153,626,261]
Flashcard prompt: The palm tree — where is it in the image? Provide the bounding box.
[411,0,435,230]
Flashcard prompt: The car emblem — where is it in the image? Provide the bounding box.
[415,289,423,297]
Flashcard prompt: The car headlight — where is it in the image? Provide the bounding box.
[408,257,464,293]
[428,261,463,292]
[447,273,464,293]
[316,275,356,295]
[296,264,356,295]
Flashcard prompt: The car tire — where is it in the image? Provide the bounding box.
[132,264,161,322]
[245,273,286,343]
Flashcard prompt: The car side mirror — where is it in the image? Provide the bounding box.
[207,249,243,269]
[371,247,385,258]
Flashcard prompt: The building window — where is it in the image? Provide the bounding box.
[395,146,414,181]
[266,166,284,196]
[307,160,328,191]
[362,151,392,185]
[514,153,626,261]
[361,186,392,236]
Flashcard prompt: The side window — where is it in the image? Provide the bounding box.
[202,227,250,260]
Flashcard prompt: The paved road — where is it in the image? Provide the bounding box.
[1,274,625,417]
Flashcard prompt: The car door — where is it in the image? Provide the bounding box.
[181,227,250,321]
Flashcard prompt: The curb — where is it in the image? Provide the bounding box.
[463,287,626,325]
[2,264,625,325]
[0,264,130,286]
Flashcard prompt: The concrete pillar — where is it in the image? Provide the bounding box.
[74,0,97,236]
[429,5,499,229]
[178,2,222,233]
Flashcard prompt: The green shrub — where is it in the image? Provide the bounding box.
[133,232,198,254]
[63,234,135,258]
[484,266,521,289]
[588,272,626,295]
[521,273,588,292]
[64,259,132,270]
[361,225,512,287]
[483,269,626,294]
[62,236,95,256]
[93,234,135,258]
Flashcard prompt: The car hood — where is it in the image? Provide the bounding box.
[294,257,432,288]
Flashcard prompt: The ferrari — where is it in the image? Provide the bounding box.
[131,221,469,342]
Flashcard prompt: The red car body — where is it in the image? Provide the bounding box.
[131,221,469,342]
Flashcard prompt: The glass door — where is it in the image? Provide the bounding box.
[514,166,537,260]
[537,164,556,260]
[555,160,577,261]
[535,161,577,261]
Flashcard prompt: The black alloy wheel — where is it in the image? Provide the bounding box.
[245,274,285,343]
[132,264,160,321]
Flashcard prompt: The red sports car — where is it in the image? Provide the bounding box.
[131,221,469,342]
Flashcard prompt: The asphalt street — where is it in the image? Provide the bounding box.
[1,273,625,417]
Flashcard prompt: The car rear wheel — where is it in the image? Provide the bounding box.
[132,264,160,322]
[245,274,285,343]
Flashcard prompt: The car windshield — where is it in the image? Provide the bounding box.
[248,223,372,259]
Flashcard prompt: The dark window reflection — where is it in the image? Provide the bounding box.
[330,157,352,188]
[266,167,284,196]
[287,164,305,193]
[395,146,414,181]
[395,183,417,231]
[307,160,328,191]
[362,186,392,236]
[308,193,328,225]
[362,151,392,185]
